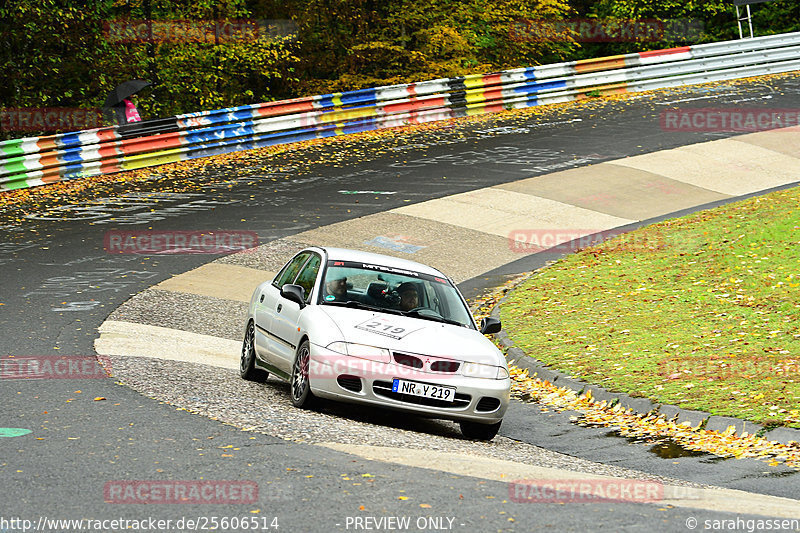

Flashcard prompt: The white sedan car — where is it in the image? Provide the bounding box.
[240,246,510,440]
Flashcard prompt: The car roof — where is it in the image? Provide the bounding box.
[312,246,446,277]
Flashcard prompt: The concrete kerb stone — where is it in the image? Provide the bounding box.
[489,278,800,442]
[763,427,800,446]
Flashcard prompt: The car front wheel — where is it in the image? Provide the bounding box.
[290,340,317,408]
[460,420,502,441]
[241,320,269,382]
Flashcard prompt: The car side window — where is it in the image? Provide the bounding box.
[273,252,311,289]
[294,254,321,303]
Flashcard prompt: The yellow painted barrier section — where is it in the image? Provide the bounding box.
[318,107,376,123]
[121,148,184,171]
[465,90,487,104]
[463,76,487,89]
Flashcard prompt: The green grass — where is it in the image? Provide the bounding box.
[500,186,800,428]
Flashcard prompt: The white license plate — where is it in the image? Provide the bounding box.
[392,378,455,403]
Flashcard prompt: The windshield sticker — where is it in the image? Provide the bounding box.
[355,317,422,340]
[325,260,449,286]
[361,263,420,277]
[325,295,336,301]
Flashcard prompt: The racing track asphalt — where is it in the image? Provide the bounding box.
[2,74,800,532]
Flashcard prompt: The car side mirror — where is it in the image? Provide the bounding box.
[480,317,501,335]
[280,284,306,308]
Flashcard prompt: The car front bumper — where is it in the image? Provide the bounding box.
[307,343,510,424]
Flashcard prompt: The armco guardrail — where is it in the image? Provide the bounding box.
[3,32,800,192]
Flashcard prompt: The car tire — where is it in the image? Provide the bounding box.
[241,320,269,382]
[460,420,502,441]
[290,340,317,409]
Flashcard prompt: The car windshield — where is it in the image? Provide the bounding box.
[319,260,475,329]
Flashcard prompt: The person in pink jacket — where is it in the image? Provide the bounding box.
[104,79,150,125]
[123,98,141,123]
[110,96,143,125]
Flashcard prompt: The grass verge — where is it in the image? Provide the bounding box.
[500,185,800,428]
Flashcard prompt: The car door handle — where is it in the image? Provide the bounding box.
[260,294,264,303]
[277,303,282,313]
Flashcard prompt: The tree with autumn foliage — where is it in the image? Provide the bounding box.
[2,0,800,138]
[265,0,576,94]
[576,0,800,57]
[0,0,299,134]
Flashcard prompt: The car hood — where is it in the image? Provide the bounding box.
[319,306,503,365]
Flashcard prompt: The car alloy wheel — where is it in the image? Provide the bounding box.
[240,320,268,382]
[290,340,316,408]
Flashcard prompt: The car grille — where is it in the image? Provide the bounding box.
[393,352,461,373]
[372,380,471,409]
[337,375,363,393]
[475,396,501,412]
[393,352,423,369]
[430,360,460,373]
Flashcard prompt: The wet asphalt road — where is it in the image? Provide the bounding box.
[2,76,800,531]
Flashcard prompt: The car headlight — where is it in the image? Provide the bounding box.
[326,342,391,363]
[462,362,509,380]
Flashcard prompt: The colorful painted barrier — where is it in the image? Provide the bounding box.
[2,31,800,192]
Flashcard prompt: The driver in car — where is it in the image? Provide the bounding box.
[396,282,419,311]
[325,276,349,302]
